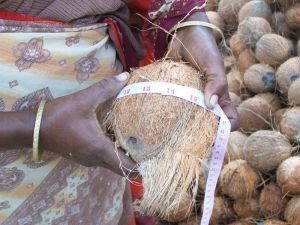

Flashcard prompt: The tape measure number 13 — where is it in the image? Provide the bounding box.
[117,81,231,225]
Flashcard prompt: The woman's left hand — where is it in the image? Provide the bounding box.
[168,12,240,131]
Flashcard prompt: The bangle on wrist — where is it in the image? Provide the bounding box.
[167,21,224,42]
[33,100,47,162]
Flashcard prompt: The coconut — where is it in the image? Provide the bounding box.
[109,60,219,218]
[224,131,247,163]
[278,0,299,11]
[244,64,276,93]
[288,79,300,106]
[201,197,234,225]
[228,221,254,225]
[259,182,287,218]
[273,108,289,129]
[206,11,225,41]
[238,93,281,132]
[277,157,300,195]
[218,0,251,27]
[178,216,200,225]
[238,17,272,48]
[276,57,300,96]
[286,3,300,29]
[160,193,194,222]
[243,130,292,172]
[229,33,247,58]
[220,160,260,200]
[229,92,242,107]
[284,197,300,225]
[237,48,256,74]
[272,12,291,38]
[263,219,289,225]
[227,70,244,95]
[278,58,300,92]
[224,56,236,73]
[280,107,300,142]
[233,197,260,218]
[205,0,219,11]
[255,34,293,66]
[238,0,272,23]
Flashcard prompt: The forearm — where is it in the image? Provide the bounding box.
[0,110,36,150]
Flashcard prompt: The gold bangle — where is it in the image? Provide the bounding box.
[167,21,225,42]
[33,100,47,162]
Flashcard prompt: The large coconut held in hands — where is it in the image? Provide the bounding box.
[108,61,219,220]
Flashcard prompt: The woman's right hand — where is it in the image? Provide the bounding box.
[40,72,138,177]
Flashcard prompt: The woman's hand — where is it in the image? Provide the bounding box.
[40,73,137,177]
[168,12,240,131]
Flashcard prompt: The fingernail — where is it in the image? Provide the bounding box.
[209,95,219,108]
[114,72,129,82]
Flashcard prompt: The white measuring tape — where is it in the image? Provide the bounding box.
[116,81,231,225]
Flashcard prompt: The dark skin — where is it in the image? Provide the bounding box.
[0,12,239,174]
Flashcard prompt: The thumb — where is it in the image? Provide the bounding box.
[204,71,228,109]
[85,72,129,107]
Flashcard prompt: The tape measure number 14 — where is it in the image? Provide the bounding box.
[117,81,231,225]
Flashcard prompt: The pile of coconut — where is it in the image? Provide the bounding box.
[174,0,300,224]
[105,0,300,224]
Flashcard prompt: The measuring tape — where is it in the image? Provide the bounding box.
[117,81,231,225]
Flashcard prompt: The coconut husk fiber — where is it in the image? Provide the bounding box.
[108,60,219,218]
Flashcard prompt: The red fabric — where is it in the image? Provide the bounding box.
[0,9,60,23]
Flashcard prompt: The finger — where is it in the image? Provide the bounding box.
[219,92,240,131]
[98,137,139,179]
[83,72,129,107]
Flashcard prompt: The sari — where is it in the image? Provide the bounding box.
[0,1,204,224]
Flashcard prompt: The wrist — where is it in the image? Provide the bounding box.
[0,109,37,150]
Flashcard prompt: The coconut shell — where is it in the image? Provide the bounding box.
[110,61,219,218]
[227,70,244,95]
[112,60,218,162]
[201,197,234,225]
[255,34,293,66]
[233,197,260,218]
[288,79,300,106]
[224,56,236,73]
[229,92,242,107]
[224,131,247,163]
[220,160,260,200]
[277,156,300,195]
[273,108,289,129]
[237,48,256,74]
[272,12,291,38]
[229,33,247,58]
[205,0,219,11]
[263,219,289,225]
[160,193,194,222]
[259,182,287,218]
[280,107,300,142]
[284,197,300,225]
[286,3,300,29]
[206,11,225,41]
[278,0,298,11]
[218,0,251,26]
[238,93,281,132]
[238,17,272,48]
[238,0,272,23]
[244,63,276,93]
[276,57,300,96]
[178,216,200,225]
[228,221,254,225]
[243,130,292,172]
